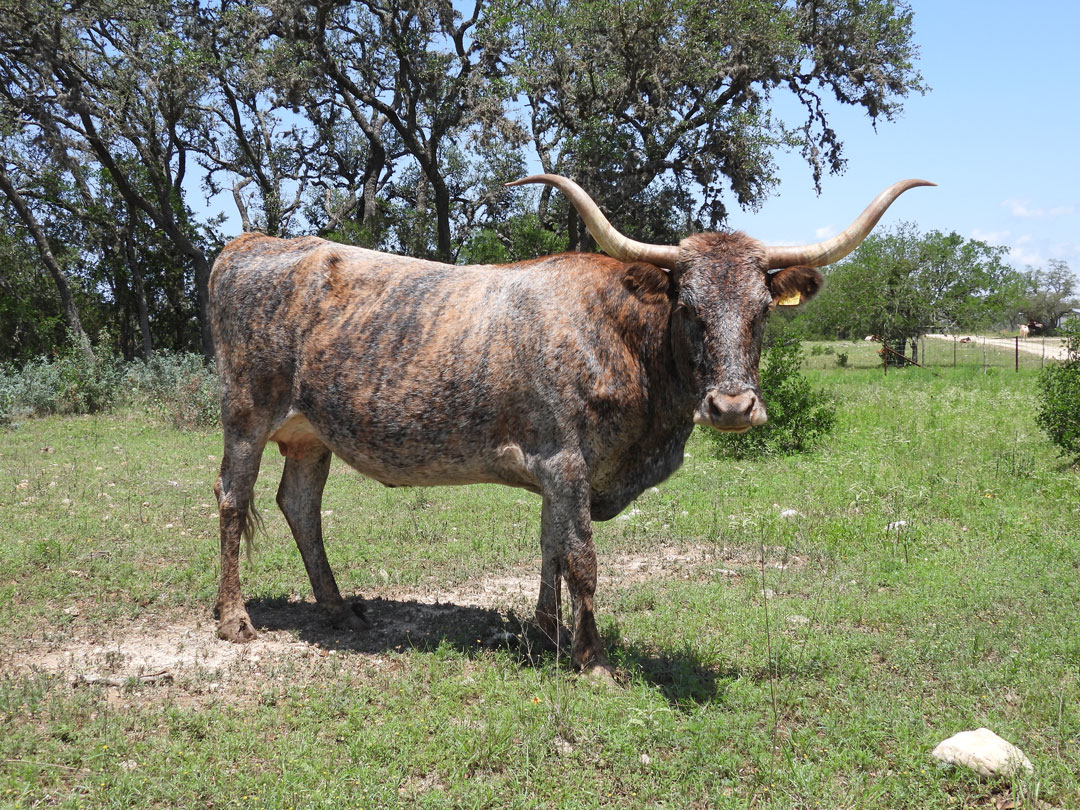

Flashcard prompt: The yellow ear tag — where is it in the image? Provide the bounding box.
[776,292,802,307]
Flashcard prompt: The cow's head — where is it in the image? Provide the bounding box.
[508,174,934,432]
[670,236,823,431]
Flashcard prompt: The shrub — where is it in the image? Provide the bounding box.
[1035,326,1080,462]
[710,334,837,458]
[1,340,122,417]
[122,352,220,429]
[835,351,849,368]
[0,367,14,427]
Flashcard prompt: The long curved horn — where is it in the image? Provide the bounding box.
[766,179,936,269]
[507,174,680,269]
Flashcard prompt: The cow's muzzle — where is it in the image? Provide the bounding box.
[694,389,768,433]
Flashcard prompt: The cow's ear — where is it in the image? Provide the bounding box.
[767,266,823,307]
[624,262,672,303]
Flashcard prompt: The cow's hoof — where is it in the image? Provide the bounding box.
[217,614,258,643]
[581,662,619,687]
[329,602,369,631]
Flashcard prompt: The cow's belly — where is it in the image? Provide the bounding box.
[269,410,539,491]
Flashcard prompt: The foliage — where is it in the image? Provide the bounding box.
[1035,325,1080,461]
[710,334,836,458]
[122,352,220,430]
[0,0,927,357]
[489,0,925,241]
[1020,259,1079,333]
[0,347,219,428]
[459,211,569,264]
[0,338,122,418]
[802,223,1023,360]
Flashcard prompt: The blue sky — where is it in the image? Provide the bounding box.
[726,1,1079,274]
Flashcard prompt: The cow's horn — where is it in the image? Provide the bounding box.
[765,179,936,270]
[507,174,680,269]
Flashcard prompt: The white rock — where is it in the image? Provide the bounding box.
[931,728,1033,778]
[780,509,801,519]
[786,614,810,627]
[886,520,908,532]
[639,753,652,765]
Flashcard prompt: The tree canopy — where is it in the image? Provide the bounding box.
[803,223,1024,356]
[1,0,930,360]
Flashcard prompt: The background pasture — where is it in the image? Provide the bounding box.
[1,355,1078,808]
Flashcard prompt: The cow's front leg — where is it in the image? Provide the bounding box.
[539,456,610,674]
[535,538,562,648]
[276,441,367,631]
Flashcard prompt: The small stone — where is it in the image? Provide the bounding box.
[786,614,810,627]
[779,509,801,519]
[760,588,776,599]
[553,737,573,756]
[886,520,908,532]
[640,753,652,765]
[932,728,1033,778]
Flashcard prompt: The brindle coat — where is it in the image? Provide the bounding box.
[210,231,822,671]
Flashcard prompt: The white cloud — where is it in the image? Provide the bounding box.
[814,225,836,240]
[1009,238,1044,267]
[1002,199,1076,218]
[971,227,1010,244]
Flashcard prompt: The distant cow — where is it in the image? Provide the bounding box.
[959,337,973,344]
[209,175,931,673]
[1019,324,1030,339]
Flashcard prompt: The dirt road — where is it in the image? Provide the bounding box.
[925,334,1071,361]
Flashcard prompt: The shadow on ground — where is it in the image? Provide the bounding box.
[245,595,734,707]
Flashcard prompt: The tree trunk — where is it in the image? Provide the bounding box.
[191,251,214,358]
[124,227,154,359]
[0,167,95,361]
[432,175,453,263]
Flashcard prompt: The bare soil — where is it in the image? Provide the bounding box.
[8,543,775,700]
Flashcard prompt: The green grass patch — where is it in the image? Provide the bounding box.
[1,364,1078,808]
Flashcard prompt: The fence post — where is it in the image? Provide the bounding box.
[983,337,987,374]
[1015,336,1019,372]
[953,336,957,368]
[883,338,888,376]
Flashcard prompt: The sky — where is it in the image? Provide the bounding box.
[726,1,1080,274]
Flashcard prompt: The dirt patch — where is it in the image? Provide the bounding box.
[9,541,776,698]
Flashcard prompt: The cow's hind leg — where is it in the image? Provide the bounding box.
[214,433,267,642]
[276,441,366,631]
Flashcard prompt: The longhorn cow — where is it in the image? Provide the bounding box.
[210,174,932,672]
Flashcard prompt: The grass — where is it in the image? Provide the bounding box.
[1,357,1078,808]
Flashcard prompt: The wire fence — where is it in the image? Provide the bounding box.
[804,335,1070,372]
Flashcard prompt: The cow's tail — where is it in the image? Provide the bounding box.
[242,502,265,562]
